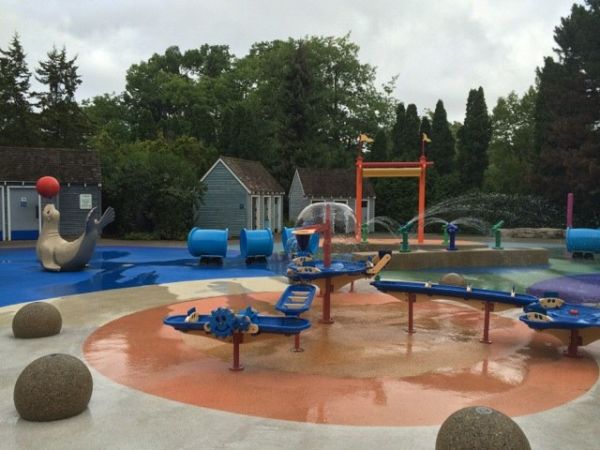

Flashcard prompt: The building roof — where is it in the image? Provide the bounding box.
[295,168,375,198]
[0,146,101,184]
[213,156,285,194]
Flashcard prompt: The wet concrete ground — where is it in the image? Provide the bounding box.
[2,277,600,449]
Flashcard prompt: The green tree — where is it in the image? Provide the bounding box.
[429,100,455,174]
[484,88,536,194]
[0,33,37,146]
[124,44,233,143]
[456,87,492,190]
[226,35,395,178]
[83,93,132,145]
[399,103,420,160]
[533,1,600,225]
[368,128,390,161]
[35,46,88,147]
[219,102,262,159]
[275,42,320,187]
[100,137,209,238]
[390,103,406,159]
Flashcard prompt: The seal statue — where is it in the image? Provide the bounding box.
[36,204,115,272]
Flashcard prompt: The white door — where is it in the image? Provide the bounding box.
[263,196,271,229]
[8,186,41,240]
[273,196,280,232]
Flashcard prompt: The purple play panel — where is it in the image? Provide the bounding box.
[528,273,600,304]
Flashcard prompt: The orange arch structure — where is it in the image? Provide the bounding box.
[355,155,434,243]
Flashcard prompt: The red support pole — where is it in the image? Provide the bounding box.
[292,333,304,352]
[320,279,334,324]
[417,155,427,244]
[230,332,244,371]
[480,302,494,344]
[406,293,416,334]
[564,329,582,357]
[355,155,364,242]
[323,204,332,268]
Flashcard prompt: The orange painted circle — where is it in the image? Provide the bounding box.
[84,292,598,426]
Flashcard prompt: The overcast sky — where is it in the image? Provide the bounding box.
[1,0,579,122]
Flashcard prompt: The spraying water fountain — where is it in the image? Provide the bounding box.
[287,202,391,323]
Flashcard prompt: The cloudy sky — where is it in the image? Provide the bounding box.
[1,0,580,122]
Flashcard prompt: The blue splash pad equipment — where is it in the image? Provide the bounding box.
[275,284,317,316]
[163,307,311,336]
[240,228,273,258]
[521,301,600,330]
[282,227,319,255]
[371,280,538,308]
[187,228,228,258]
[287,260,369,281]
[566,228,600,253]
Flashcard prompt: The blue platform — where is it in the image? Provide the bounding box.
[0,245,287,307]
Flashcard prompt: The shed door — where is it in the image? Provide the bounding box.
[263,196,271,229]
[8,186,40,240]
[0,186,4,241]
[251,195,260,230]
[273,196,280,233]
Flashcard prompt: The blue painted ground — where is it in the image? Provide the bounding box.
[2,243,598,308]
[0,246,288,307]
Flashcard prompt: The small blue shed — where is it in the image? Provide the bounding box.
[196,156,285,236]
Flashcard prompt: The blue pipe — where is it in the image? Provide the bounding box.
[187,228,228,258]
[566,228,600,253]
[240,228,274,258]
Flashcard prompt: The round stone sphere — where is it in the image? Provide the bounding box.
[14,354,93,421]
[440,272,467,287]
[12,302,62,338]
[436,406,531,450]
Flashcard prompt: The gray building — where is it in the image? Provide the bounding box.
[288,168,376,232]
[0,146,102,240]
[196,156,285,236]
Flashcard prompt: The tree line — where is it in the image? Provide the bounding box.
[0,0,598,238]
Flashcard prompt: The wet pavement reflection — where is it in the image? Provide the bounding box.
[84,292,599,426]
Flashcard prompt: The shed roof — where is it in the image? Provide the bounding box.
[295,168,375,198]
[215,156,285,194]
[0,146,101,184]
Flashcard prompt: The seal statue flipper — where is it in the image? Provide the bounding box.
[97,207,115,230]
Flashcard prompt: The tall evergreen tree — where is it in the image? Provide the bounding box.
[456,87,492,190]
[399,103,421,160]
[276,42,319,188]
[429,100,455,173]
[390,103,405,159]
[0,33,36,146]
[533,0,600,224]
[35,46,87,147]
[368,128,389,161]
